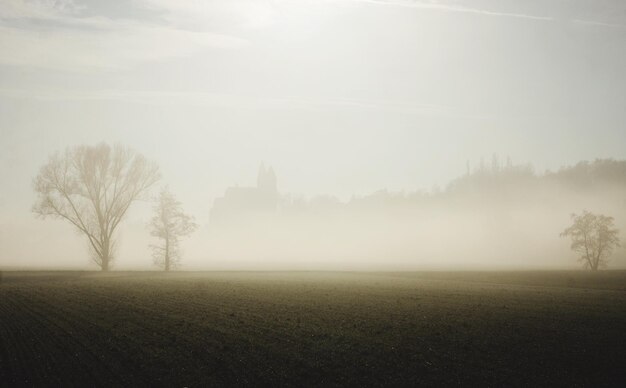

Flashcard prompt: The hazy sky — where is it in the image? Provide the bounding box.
[1,0,626,268]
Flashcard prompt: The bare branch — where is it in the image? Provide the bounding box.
[33,143,160,270]
[561,210,620,271]
[148,187,197,271]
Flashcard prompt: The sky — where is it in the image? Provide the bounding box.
[1,0,625,269]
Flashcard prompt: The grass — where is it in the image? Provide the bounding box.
[0,270,625,387]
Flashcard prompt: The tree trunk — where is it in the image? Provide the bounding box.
[164,238,170,271]
[590,255,600,271]
[101,241,111,271]
[99,236,111,271]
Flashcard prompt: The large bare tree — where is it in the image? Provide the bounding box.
[33,143,160,270]
[149,187,197,271]
[561,210,620,271]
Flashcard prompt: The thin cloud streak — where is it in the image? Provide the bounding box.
[341,0,626,28]
[0,87,464,117]
[572,19,626,29]
[0,23,247,71]
[337,0,553,21]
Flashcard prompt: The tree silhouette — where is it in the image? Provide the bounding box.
[33,143,160,270]
[149,187,197,271]
[561,211,620,271]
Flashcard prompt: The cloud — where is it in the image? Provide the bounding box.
[334,0,553,21]
[137,0,280,30]
[0,0,248,71]
[0,0,80,20]
[3,0,622,73]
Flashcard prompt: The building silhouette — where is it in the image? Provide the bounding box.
[210,163,279,226]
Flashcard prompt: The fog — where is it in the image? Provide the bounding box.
[1,0,625,270]
[189,160,626,270]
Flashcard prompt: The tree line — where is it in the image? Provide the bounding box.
[32,143,621,271]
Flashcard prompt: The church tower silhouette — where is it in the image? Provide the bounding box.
[257,163,277,194]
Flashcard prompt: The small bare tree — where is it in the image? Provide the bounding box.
[149,187,197,271]
[561,210,620,271]
[33,143,160,271]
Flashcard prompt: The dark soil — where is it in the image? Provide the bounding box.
[0,271,624,387]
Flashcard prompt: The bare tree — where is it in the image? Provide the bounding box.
[33,143,160,271]
[149,187,197,271]
[561,210,620,271]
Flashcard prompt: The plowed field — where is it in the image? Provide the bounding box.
[1,271,624,387]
